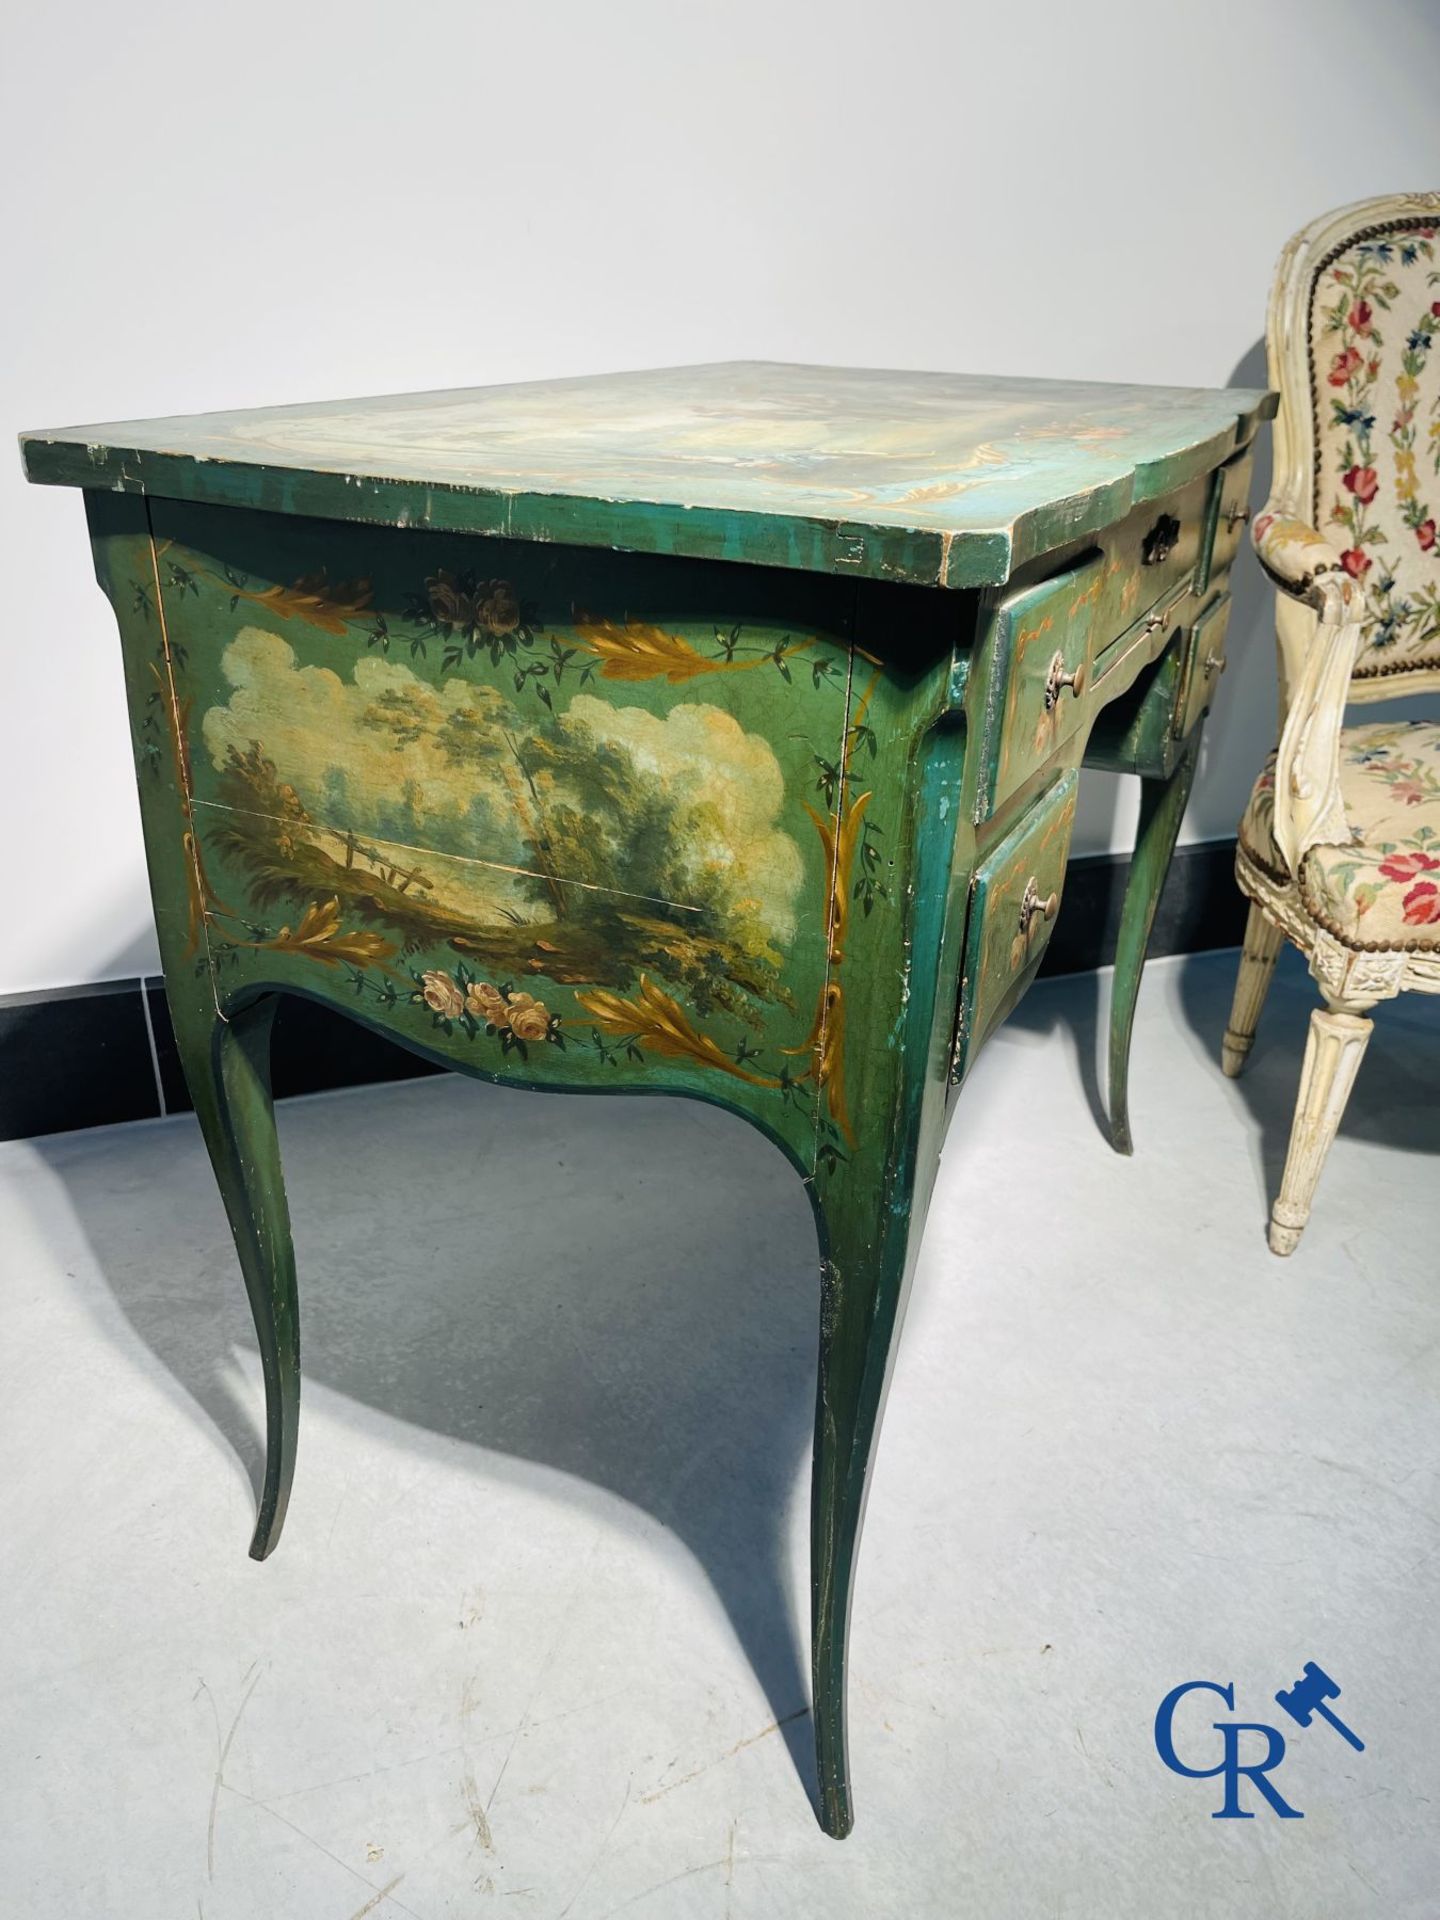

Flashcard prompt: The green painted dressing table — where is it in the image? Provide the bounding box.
[21,362,1273,1835]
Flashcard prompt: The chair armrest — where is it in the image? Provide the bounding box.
[1252,506,1352,610]
[1271,572,1364,871]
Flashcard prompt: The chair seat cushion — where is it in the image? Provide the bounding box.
[1239,719,1440,948]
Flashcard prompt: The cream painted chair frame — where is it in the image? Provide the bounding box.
[1225,193,1440,1255]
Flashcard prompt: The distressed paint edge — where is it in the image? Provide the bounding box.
[19,438,959,588]
[969,395,1277,588]
[20,389,1276,595]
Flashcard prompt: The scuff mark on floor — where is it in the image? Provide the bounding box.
[483,1536,598,1821]
[592,1853,741,1918]
[222,1783,426,1920]
[463,1762,495,1852]
[203,1662,263,1879]
[640,1708,807,1805]
[557,1775,632,1919]
[345,1872,406,1920]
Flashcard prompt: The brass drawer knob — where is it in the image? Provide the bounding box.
[1043,649,1087,711]
[1142,607,1169,637]
[1225,502,1252,530]
[1203,649,1226,679]
[1018,875,1059,938]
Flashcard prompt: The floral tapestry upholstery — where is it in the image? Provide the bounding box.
[1239,720,1440,947]
[1310,220,1440,678]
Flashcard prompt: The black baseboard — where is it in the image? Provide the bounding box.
[0,836,1245,1143]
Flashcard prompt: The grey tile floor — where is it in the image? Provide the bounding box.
[2,948,1437,1919]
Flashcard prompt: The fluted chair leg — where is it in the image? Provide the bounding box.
[1268,999,1373,1256]
[1222,900,1285,1079]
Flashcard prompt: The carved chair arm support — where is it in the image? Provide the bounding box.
[1271,572,1364,873]
[1252,503,1354,611]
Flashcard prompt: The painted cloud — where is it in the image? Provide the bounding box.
[199,627,803,947]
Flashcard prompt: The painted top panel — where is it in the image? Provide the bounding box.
[20,361,1274,589]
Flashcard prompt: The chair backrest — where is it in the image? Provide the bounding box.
[1268,193,1440,693]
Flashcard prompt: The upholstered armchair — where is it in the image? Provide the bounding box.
[1224,194,1440,1254]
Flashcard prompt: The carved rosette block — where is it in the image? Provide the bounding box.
[1308,933,1407,1007]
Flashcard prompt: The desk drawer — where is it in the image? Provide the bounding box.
[979,553,1102,819]
[1174,591,1232,738]
[951,769,1078,1085]
[1200,447,1255,591]
[1109,472,1210,624]
[1091,571,1191,689]
[975,473,1210,820]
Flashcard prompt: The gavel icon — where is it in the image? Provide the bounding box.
[1274,1662,1364,1752]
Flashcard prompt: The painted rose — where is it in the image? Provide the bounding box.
[426,572,473,628]
[1342,464,1379,504]
[1348,298,1373,334]
[1253,512,1275,543]
[1417,518,1437,552]
[1327,345,1363,386]
[1340,548,1372,579]
[421,970,465,1019]
[479,582,520,635]
[1393,779,1430,807]
[1378,850,1440,882]
[1432,301,1440,318]
[466,981,510,1026]
[504,991,552,1042]
[1402,879,1440,925]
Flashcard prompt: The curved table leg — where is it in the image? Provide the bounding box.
[169,983,300,1559]
[810,1187,919,1838]
[806,711,964,1839]
[1107,730,1201,1155]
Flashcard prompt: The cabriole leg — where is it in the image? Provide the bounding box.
[168,985,300,1557]
[1222,899,1286,1078]
[810,1174,925,1839]
[1269,999,1373,1256]
[1107,734,1201,1154]
[804,700,964,1838]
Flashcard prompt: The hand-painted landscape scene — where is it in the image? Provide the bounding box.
[147,525,881,1148]
[200,624,805,1028]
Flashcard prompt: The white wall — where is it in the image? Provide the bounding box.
[4,0,1439,994]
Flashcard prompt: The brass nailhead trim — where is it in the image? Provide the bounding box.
[1235,842,1440,954]
[1236,831,1290,887]
[1299,860,1440,953]
[1352,652,1440,682]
